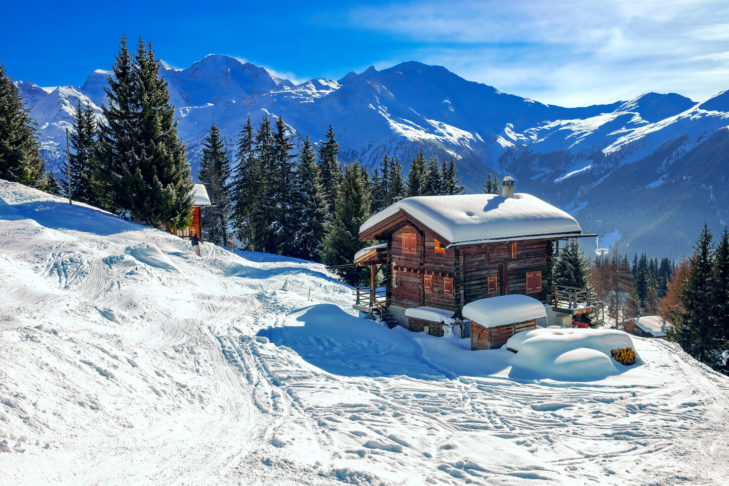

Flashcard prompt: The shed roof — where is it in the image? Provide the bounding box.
[635,316,673,337]
[462,295,547,328]
[192,184,212,207]
[359,193,583,245]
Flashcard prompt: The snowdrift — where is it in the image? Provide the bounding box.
[2,180,729,485]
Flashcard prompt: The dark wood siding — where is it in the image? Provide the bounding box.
[386,219,554,313]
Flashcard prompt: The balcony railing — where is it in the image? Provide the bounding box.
[355,285,387,313]
[553,284,594,314]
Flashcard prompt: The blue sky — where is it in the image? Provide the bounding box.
[2,0,729,106]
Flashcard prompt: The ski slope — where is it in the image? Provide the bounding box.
[1,179,729,485]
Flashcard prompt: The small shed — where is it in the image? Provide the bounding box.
[463,295,547,350]
[175,184,211,238]
[623,316,673,338]
[404,306,456,337]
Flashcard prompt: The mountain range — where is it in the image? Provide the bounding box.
[14,54,729,259]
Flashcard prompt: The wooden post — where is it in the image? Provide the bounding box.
[370,264,376,309]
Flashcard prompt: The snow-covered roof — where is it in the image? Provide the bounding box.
[462,295,547,328]
[354,243,387,263]
[192,184,212,207]
[404,306,455,324]
[359,193,583,245]
[635,316,672,338]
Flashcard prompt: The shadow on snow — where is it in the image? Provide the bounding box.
[257,304,511,380]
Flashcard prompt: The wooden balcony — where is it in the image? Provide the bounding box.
[553,284,594,315]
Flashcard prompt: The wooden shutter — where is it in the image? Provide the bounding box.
[402,232,417,254]
[487,275,498,295]
[424,273,433,292]
[526,271,542,294]
[443,276,454,295]
[511,242,518,259]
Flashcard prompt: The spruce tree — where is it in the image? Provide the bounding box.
[424,156,441,195]
[45,170,61,195]
[441,158,464,195]
[97,37,192,229]
[318,125,342,218]
[64,100,98,204]
[231,117,257,247]
[713,229,729,349]
[673,225,716,363]
[290,136,327,261]
[406,151,427,197]
[251,116,276,252]
[0,63,46,187]
[322,162,370,285]
[553,239,588,289]
[483,173,499,194]
[198,124,231,245]
[370,168,384,213]
[386,157,404,205]
[271,117,295,253]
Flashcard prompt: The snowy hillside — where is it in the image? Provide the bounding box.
[14,55,729,258]
[2,179,729,485]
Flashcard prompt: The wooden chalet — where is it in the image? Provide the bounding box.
[354,177,595,343]
[174,184,211,238]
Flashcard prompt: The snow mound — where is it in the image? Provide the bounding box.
[507,328,638,381]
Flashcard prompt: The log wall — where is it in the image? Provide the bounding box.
[471,319,537,350]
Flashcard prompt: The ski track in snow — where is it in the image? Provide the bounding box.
[1,179,729,485]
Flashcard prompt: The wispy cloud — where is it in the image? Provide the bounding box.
[346,0,729,106]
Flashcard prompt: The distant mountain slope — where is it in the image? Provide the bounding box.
[14,56,729,258]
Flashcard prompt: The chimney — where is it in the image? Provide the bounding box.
[501,176,515,198]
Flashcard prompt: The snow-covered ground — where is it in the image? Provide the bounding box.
[2,179,729,485]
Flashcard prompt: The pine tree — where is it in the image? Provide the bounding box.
[406,151,427,197]
[386,157,404,204]
[673,225,716,363]
[271,116,295,253]
[64,100,98,204]
[97,37,193,229]
[0,63,46,187]
[424,156,441,195]
[483,173,499,194]
[322,162,370,285]
[713,229,729,349]
[318,125,342,218]
[290,136,327,260]
[198,124,231,245]
[231,117,257,247]
[441,158,463,195]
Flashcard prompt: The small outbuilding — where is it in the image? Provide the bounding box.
[623,316,673,338]
[174,184,211,238]
[463,294,547,350]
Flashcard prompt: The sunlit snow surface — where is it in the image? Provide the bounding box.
[2,179,729,485]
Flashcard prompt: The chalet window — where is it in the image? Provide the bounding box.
[424,273,433,292]
[443,276,454,296]
[434,239,446,254]
[487,275,498,295]
[526,271,542,294]
[402,232,417,254]
[511,242,518,259]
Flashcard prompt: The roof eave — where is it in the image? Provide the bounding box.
[445,232,596,249]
